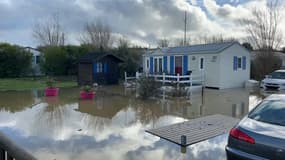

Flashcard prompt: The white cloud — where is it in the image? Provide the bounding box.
[0,0,284,47]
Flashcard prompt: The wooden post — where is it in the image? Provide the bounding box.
[201,71,203,85]
[163,72,165,86]
[4,150,7,160]
[180,146,187,154]
[135,71,139,80]
[190,73,192,88]
[177,73,180,88]
[0,149,4,160]
[181,135,187,146]
[124,72,127,84]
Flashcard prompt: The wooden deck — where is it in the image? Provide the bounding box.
[146,114,239,146]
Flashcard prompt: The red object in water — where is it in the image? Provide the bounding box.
[80,91,96,100]
[45,87,59,96]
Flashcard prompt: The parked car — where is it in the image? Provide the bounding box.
[226,94,285,160]
[261,70,285,90]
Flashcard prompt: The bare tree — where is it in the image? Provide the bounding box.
[173,38,191,46]
[195,34,236,44]
[33,14,66,46]
[157,38,170,47]
[118,37,130,49]
[80,21,113,49]
[171,35,235,47]
[240,0,283,80]
[240,0,283,50]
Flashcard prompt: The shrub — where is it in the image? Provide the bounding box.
[0,43,32,77]
[41,46,68,75]
[81,85,93,92]
[137,76,161,99]
[46,78,55,88]
[40,45,91,76]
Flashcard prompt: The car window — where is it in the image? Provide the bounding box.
[270,72,285,79]
[248,100,285,126]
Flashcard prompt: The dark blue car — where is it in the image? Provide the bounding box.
[226,94,285,160]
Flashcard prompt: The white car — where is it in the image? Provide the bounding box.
[261,70,285,90]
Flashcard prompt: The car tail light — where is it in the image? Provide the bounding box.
[230,128,255,144]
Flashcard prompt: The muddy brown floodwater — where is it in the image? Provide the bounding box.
[0,86,268,160]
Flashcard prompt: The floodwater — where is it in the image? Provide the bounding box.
[0,86,267,160]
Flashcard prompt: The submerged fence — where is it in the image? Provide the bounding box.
[0,132,36,160]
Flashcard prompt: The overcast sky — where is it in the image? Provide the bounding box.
[0,0,284,48]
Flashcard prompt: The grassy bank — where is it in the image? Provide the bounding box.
[0,77,77,91]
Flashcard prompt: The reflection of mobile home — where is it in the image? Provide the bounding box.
[187,89,250,119]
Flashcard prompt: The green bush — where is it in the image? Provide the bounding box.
[40,45,90,76]
[0,43,32,77]
[81,85,93,92]
[46,78,55,88]
[115,45,143,78]
[41,46,68,75]
[63,45,90,75]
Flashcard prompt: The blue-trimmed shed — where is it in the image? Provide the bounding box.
[78,53,123,85]
[143,41,251,89]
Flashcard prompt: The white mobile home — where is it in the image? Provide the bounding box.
[142,41,250,89]
[24,47,43,76]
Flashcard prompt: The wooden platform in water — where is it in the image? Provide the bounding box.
[146,114,239,146]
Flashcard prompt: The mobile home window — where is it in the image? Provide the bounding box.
[147,59,149,69]
[36,56,40,64]
[97,63,103,73]
[199,58,204,70]
[32,56,35,64]
[237,57,242,69]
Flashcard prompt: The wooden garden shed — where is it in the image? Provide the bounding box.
[78,52,123,85]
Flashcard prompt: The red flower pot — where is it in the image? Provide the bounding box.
[80,91,96,100]
[45,87,59,96]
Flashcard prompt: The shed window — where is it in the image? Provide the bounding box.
[97,63,103,73]
[237,57,242,69]
[199,57,204,70]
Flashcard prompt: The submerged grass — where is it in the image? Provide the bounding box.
[0,77,77,91]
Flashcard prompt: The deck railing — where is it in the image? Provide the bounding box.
[0,132,36,160]
[124,72,204,88]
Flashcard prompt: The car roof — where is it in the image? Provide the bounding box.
[274,70,285,72]
[264,94,285,101]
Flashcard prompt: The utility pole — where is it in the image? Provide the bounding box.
[184,11,187,46]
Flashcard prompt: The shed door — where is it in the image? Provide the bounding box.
[104,59,120,84]
[175,56,182,75]
[78,63,93,85]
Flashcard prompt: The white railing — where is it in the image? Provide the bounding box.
[124,72,204,88]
